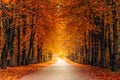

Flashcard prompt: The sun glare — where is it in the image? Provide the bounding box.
[53,54,68,66]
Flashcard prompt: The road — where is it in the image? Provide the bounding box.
[21,56,91,80]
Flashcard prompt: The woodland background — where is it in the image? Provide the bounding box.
[0,0,120,72]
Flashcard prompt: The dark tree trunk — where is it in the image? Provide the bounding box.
[91,31,95,65]
[37,44,43,63]
[105,0,113,69]
[37,45,41,63]
[1,15,15,67]
[1,3,9,68]
[94,33,99,66]
[21,14,27,65]
[17,26,21,66]
[9,27,15,67]
[84,31,88,64]
[49,52,52,60]
[21,46,27,65]
[1,43,8,69]
[27,15,35,64]
[99,14,106,68]
[72,53,74,61]
[1,18,9,69]
[27,30,35,64]
[107,25,113,67]
[9,45,14,67]
[111,0,118,72]
[75,44,78,60]
[91,31,99,66]
[31,46,35,64]
[0,25,1,45]
[87,30,91,64]
[40,49,42,62]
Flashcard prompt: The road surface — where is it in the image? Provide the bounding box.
[21,56,91,80]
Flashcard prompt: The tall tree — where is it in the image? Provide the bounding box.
[111,0,118,72]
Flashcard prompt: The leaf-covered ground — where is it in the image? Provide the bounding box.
[0,57,120,80]
[66,58,120,80]
[0,58,56,80]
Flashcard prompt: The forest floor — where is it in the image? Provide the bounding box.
[0,58,56,80]
[66,59,120,80]
[0,57,120,80]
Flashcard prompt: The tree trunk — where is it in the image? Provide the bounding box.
[105,0,113,69]
[37,45,41,63]
[72,53,74,61]
[17,26,21,66]
[75,44,78,60]
[9,27,15,67]
[27,31,35,64]
[84,31,88,64]
[87,30,91,64]
[27,15,35,64]
[1,43,8,69]
[107,25,113,67]
[21,14,27,65]
[99,14,106,68]
[31,45,35,64]
[37,44,43,63]
[21,46,27,65]
[94,33,99,66]
[1,16,15,67]
[91,31,95,65]
[111,0,118,72]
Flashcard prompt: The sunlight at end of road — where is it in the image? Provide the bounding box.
[52,54,70,66]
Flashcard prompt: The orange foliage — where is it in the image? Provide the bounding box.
[2,0,10,4]
[0,0,120,72]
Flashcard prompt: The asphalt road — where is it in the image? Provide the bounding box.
[21,56,90,80]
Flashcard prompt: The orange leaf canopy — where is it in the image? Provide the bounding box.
[2,0,16,4]
[2,0,10,3]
